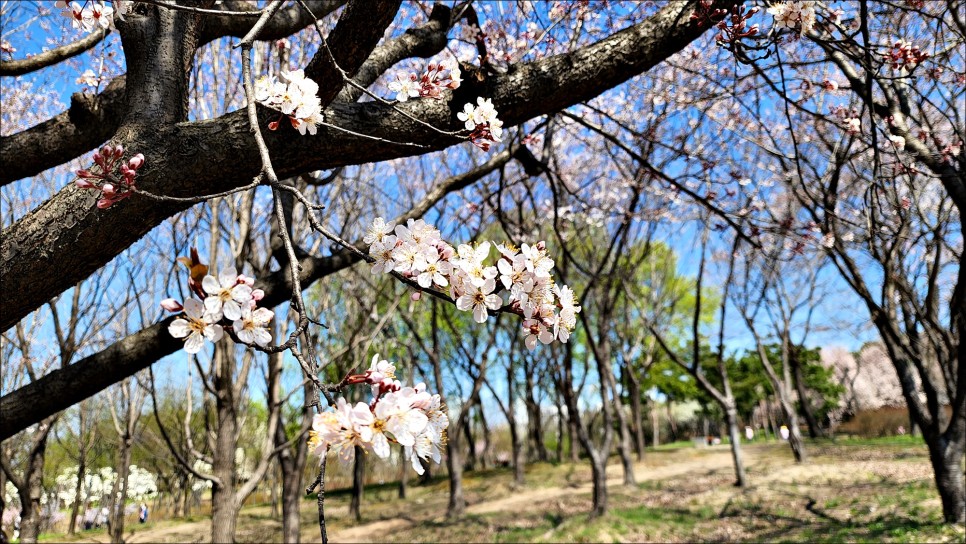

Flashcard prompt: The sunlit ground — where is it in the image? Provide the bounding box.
[42,437,965,543]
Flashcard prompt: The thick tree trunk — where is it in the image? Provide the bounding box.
[211,348,240,543]
[928,436,966,523]
[277,431,305,544]
[210,490,237,544]
[16,438,47,543]
[349,446,365,522]
[724,407,747,487]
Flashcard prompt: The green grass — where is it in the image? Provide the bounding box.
[822,434,926,447]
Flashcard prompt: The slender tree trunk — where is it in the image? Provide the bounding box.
[110,437,133,543]
[779,398,808,462]
[651,403,660,448]
[462,415,477,471]
[68,450,86,535]
[349,446,365,522]
[480,407,492,470]
[269,467,279,520]
[398,445,408,499]
[606,363,635,484]
[524,375,549,463]
[588,451,608,518]
[725,406,747,487]
[446,435,465,518]
[180,476,191,518]
[790,352,824,438]
[666,402,678,442]
[555,395,565,463]
[567,409,579,462]
[507,365,525,486]
[627,370,646,461]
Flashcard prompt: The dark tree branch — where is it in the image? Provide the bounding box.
[303,0,402,106]
[0,28,109,77]
[0,148,517,439]
[0,1,345,187]
[0,76,127,186]
[337,3,461,102]
[0,1,719,334]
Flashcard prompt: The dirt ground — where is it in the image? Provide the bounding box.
[47,440,965,543]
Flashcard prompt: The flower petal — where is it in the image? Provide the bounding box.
[168,319,190,339]
[202,275,220,295]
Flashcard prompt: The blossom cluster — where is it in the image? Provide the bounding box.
[883,39,929,71]
[75,144,144,208]
[309,355,448,475]
[387,58,461,102]
[457,97,504,151]
[365,217,580,350]
[714,5,760,46]
[767,1,816,36]
[161,253,274,354]
[57,1,125,32]
[255,69,324,136]
[54,465,157,507]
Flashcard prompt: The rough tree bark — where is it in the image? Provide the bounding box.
[1,0,728,333]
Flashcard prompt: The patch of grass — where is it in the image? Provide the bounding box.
[823,434,926,447]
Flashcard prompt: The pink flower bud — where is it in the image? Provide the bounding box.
[160,298,183,312]
[96,198,115,209]
[101,183,116,196]
[75,180,95,189]
[128,154,145,169]
[411,291,422,302]
[243,276,255,287]
[101,145,113,157]
[251,289,265,301]
[76,169,95,178]
[120,164,131,175]
[114,145,124,158]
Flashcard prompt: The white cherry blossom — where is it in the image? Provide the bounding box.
[456,278,503,323]
[168,298,224,354]
[232,307,274,347]
[202,267,252,321]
